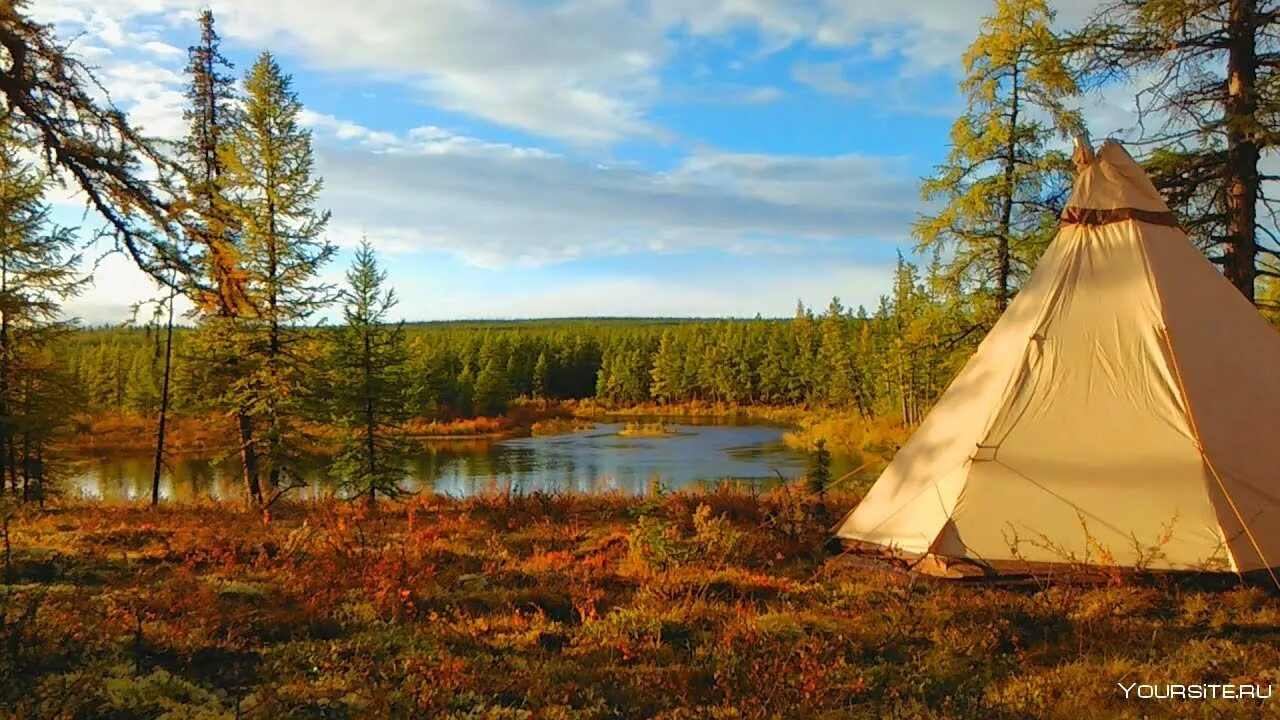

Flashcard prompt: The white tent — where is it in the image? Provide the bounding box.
[835,140,1280,577]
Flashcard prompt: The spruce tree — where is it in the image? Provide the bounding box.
[918,0,1079,320]
[223,52,336,501]
[329,241,412,508]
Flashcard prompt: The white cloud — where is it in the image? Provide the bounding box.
[42,0,1100,322]
[390,265,897,321]
[657,0,1105,76]
[790,61,866,98]
[67,250,191,327]
[37,0,1111,145]
[97,61,188,138]
[307,127,919,269]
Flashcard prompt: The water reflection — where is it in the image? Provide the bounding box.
[70,422,854,502]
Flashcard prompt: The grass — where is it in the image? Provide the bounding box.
[67,401,575,453]
[63,414,233,455]
[530,417,596,436]
[782,413,911,464]
[570,399,812,426]
[617,421,676,437]
[3,489,1279,719]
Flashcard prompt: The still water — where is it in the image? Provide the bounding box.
[71,421,855,502]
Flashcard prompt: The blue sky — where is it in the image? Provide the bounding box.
[37,0,1124,323]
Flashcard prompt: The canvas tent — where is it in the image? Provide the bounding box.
[835,139,1280,578]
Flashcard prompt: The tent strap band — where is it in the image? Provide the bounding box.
[1061,207,1179,227]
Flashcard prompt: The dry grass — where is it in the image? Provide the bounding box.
[783,413,910,463]
[68,401,575,454]
[530,418,596,436]
[3,490,1279,719]
[617,422,675,437]
[64,414,233,455]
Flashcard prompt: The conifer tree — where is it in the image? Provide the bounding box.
[455,363,476,417]
[222,52,335,501]
[328,241,412,508]
[174,11,266,504]
[473,356,510,417]
[124,351,160,413]
[0,118,81,499]
[407,341,457,417]
[1264,258,1280,325]
[918,0,1079,320]
[807,438,832,521]
[757,325,792,405]
[0,0,190,287]
[790,301,819,404]
[148,287,177,507]
[532,350,550,400]
[817,298,858,410]
[9,347,79,504]
[650,331,685,404]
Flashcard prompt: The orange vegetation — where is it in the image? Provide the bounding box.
[4,488,1279,718]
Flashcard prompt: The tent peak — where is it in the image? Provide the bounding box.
[1063,138,1170,214]
[1072,132,1094,169]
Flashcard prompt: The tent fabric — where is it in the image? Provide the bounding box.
[834,139,1280,575]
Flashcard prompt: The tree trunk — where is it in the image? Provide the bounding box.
[19,432,29,502]
[996,58,1021,314]
[5,437,16,498]
[265,195,282,497]
[151,289,176,507]
[237,411,261,504]
[33,441,43,508]
[365,331,377,510]
[1224,0,1259,302]
[0,258,9,499]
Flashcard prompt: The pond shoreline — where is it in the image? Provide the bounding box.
[62,401,828,454]
[66,421,868,503]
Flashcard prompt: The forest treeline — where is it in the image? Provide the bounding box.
[4,0,1280,506]
[63,257,970,427]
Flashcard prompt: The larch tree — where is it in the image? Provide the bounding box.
[222,52,335,503]
[1265,257,1280,323]
[1073,0,1280,304]
[817,298,859,411]
[10,346,79,504]
[649,330,685,404]
[532,350,550,400]
[918,0,1080,322]
[790,301,819,405]
[0,118,81,500]
[174,11,266,504]
[329,240,412,508]
[0,0,242,299]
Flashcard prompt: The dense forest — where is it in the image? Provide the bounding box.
[63,256,969,425]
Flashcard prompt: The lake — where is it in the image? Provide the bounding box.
[69,420,860,502]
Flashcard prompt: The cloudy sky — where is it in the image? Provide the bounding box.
[36,0,1132,323]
